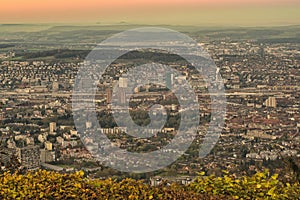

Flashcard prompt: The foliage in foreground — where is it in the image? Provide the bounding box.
[0,170,299,199]
[190,170,300,199]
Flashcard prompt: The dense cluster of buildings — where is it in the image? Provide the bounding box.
[0,39,299,178]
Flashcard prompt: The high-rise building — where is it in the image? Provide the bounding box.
[40,149,54,163]
[17,145,40,170]
[0,111,4,121]
[216,67,220,82]
[165,72,174,89]
[106,88,112,104]
[118,89,126,104]
[86,121,92,129]
[117,77,128,105]
[119,77,128,88]
[265,97,277,108]
[49,122,57,135]
[259,45,265,58]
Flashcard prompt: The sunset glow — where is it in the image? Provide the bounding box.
[0,0,299,25]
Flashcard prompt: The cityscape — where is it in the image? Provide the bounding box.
[0,25,299,179]
[0,0,299,199]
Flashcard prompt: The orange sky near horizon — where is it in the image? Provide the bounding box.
[0,0,299,25]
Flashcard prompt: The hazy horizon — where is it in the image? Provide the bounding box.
[0,0,299,26]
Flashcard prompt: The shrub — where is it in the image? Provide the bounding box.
[0,169,299,199]
[189,170,300,199]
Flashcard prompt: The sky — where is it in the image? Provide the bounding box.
[0,0,299,26]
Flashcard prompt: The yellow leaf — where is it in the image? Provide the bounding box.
[267,187,276,196]
[199,172,205,176]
